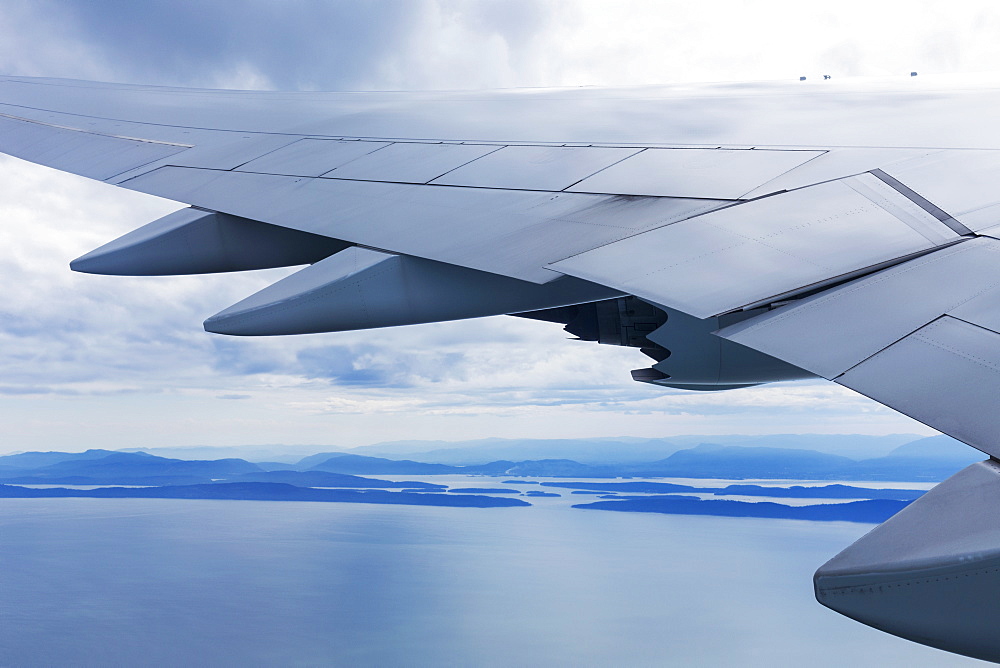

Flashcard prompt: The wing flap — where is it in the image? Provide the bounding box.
[551,174,961,317]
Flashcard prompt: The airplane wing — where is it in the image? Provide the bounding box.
[3,74,1000,661]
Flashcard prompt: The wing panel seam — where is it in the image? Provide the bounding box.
[559,147,648,191]
[735,148,830,198]
[138,164,736,203]
[732,240,984,337]
[0,111,193,147]
[870,168,973,236]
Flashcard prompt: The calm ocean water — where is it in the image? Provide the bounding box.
[0,486,985,667]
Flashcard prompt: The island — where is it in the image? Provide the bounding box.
[573,496,910,523]
[0,482,531,508]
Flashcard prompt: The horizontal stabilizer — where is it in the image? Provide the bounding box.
[204,247,621,336]
[70,207,349,275]
[815,459,1000,663]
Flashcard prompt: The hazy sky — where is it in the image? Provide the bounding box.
[3,0,997,453]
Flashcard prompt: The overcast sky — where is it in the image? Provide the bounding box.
[3,0,996,453]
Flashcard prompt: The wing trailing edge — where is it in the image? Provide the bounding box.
[720,237,1000,459]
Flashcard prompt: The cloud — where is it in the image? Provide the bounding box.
[1,1,986,451]
[0,0,566,90]
[54,0,428,89]
[4,0,1000,93]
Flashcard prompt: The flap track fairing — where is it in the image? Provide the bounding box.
[71,207,349,276]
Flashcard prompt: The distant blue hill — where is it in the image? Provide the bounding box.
[0,434,984,483]
[38,452,259,476]
[310,440,977,482]
[346,434,920,464]
[306,454,594,477]
[635,444,857,479]
[296,451,359,469]
[844,435,982,480]
[0,482,529,508]
[602,438,982,481]
[308,454,465,475]
[303,434,978,481]
[500,459,602,476]
[574,496,910,523]
[0,452,261,485]
[0,449,120,469]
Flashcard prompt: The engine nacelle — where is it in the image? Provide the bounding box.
[815,459,1000,663]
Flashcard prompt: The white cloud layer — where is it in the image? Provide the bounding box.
[1,0,981,452]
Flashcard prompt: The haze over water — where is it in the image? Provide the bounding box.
[0,490,983,667]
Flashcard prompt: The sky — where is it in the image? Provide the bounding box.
[3,0,997,453]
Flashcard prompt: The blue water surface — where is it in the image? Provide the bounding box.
[0,489,984,667]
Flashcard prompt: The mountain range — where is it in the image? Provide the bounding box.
[119,434,923,465]
[0,434,983,483]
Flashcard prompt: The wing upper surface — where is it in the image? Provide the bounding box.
[5,74,1000,147]
[5,81,981,291]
